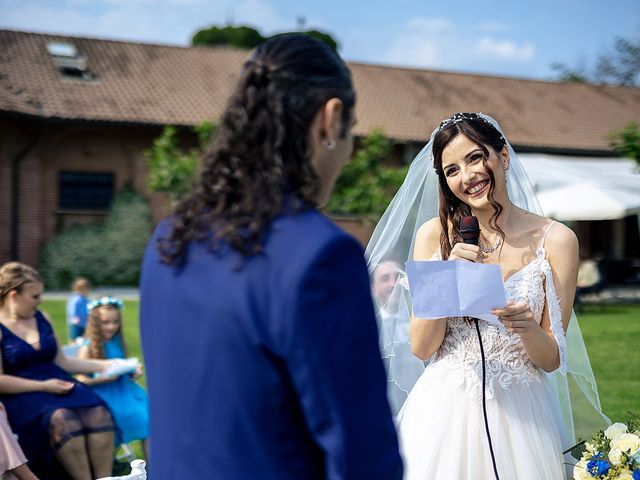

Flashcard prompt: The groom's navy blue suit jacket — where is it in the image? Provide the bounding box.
[140,207,403,480]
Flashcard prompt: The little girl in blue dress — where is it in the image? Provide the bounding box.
[78,297,150,458]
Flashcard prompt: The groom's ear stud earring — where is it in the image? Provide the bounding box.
[323,139,336,150]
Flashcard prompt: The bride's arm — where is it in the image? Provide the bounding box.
[494,223,578,372]
[544,223,579,334]
[409,218,448,360]
[528,223,578,371]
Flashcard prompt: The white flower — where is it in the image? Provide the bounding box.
[615,470,633,480]
[611,433,640,454]
[572,459,591,480]
[605,423,628,440]
[585,442,597,454]
[629,446,640,464]
[608,447,624,465]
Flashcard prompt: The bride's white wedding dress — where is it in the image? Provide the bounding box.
[398,227,570,480]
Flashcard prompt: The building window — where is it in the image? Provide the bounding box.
[46,42,97,81]
[59,172,114,210]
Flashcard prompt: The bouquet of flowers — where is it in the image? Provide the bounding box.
[573,419,640,480]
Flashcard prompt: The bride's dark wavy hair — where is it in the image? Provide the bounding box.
[158,34,355,264]
[431,113,507,260]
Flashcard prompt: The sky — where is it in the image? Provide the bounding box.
[1,0,638,81]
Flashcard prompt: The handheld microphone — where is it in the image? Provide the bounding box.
[460,216,480,246]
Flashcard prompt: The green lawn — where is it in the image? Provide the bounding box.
[40,299,640,431]
[575,304,640,422]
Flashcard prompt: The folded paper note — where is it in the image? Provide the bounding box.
[406,260,507,325]
[99,358,139,377]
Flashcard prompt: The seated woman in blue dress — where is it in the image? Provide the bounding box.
[0,262,116,480]
[77,297,150,459]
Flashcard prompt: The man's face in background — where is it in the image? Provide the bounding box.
[373,261,401,309]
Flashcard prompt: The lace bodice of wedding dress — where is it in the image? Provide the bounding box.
[431,230,567,403]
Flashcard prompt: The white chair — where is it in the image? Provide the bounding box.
[97,459,146,480]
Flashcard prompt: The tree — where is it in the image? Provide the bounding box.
[192,25,265,49]
[192,25,339,51]
[594,37,640,86]
[145,121,215,203]
[272,29,339,51]
[550,62,589,84]
[609,122,640,168]
[326,129,408,221]
[552,32,640,86]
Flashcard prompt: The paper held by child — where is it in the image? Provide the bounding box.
[406,260,506,326]
[100,358,139,377]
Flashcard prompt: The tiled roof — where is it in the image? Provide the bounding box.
[2,29,639,152]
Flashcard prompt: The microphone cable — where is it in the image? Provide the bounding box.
[460,216,500,479]
[474,318,500,480]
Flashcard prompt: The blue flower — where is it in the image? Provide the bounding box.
[633,469,640,480]
[587,455,611,476]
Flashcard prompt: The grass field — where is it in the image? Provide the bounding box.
[40,299,639,435]
[575,303,640,422]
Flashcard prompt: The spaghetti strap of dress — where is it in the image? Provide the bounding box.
[535,220,568,374]
[535,221,556,259]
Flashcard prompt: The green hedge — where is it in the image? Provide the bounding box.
[39,189,153,289]
[326,129,408,221]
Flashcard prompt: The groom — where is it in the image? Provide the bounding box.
[140,34,402,479]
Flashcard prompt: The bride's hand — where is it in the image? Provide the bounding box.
[492,301,538,336]
[449,243,485,263]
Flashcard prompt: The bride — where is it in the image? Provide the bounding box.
[366,113,609,479]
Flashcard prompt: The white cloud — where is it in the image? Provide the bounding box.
[382,17,454,68]
[473,37,535,62]
[380,17,536,73]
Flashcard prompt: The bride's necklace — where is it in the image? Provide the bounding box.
[480,236,502,254]
[478,206,511,255]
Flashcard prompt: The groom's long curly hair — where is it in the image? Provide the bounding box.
[431,113,507,260]
[158,34,355,264]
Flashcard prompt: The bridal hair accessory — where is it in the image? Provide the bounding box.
[437,112,505,142]
[323,138,336,150]
[87,296,124,312]
[437,112,481,130]
[431,112,505,170]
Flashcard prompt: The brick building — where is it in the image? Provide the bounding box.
[1,29,640,268]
